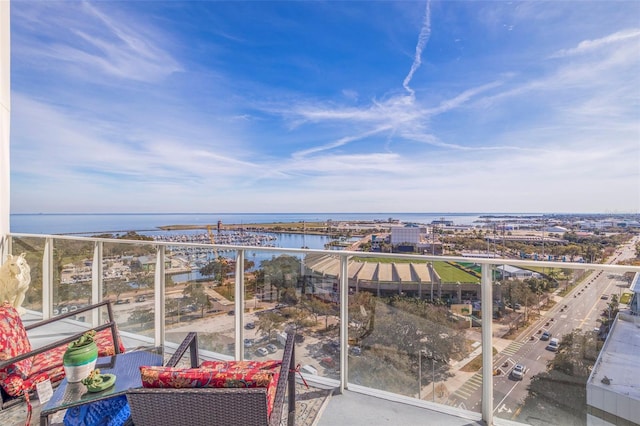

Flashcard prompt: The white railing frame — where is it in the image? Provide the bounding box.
[8,232,640,425]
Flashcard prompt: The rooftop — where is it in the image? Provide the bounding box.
[587,313,640,401]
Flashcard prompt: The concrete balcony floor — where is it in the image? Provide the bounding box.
[1,384,523,426]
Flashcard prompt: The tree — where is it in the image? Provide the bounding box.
[346,295,469,396]
[260,255,301,301]
[104,279,132,302]
[200,257,232,283]
[128,308,154,330]
[74,282,92,305]
[165,298,180,317]
[280,287,299,306]
[300,296,335,328]
[348,291,376,344]
[255,311,286,340]
[183,282,211,317]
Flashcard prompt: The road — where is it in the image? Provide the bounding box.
[446,236,638,420]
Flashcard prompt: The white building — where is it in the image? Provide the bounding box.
[390,225,422,245]
[586,311,640,426]
[496,265,541,280]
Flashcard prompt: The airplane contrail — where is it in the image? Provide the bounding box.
[403,0,431,98]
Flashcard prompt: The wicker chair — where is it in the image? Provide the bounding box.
[126,332,296,426]
[0,300,123,411]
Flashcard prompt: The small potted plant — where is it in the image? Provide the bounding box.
[63,330,99,382]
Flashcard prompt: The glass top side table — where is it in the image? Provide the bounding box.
[40,350,162,426]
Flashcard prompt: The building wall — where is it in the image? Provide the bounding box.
[390,227,421,245]
[587,384,640,426]
[1,2,10,243]
[629,272,640,315]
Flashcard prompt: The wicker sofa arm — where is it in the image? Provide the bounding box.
[270,331,296,426]
[165,332,199,368]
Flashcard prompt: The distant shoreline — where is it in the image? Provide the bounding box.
[159,221,372,236]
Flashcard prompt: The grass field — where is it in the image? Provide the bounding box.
[433,262,480,283]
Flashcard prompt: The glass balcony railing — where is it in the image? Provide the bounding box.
[6,232,640,425]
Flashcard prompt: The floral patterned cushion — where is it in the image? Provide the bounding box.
[94,328,127,356]
[140,360,282,417]
[0,303,33,396]
[199,359,282,373]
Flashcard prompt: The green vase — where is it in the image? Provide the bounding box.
[63,340,98,383]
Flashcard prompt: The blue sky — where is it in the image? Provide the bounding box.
[9,1,640,214]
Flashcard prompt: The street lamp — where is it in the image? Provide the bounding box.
[418,350,436,402]
[429,262,434,302]
[427,351,435,402]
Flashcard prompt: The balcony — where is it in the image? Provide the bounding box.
[1,232,639,425]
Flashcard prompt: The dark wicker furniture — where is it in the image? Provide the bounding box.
[0,300,122,411]
[126,332,296,426]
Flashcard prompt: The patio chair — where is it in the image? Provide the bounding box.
[0,300,125,413]
[126,331,296,426]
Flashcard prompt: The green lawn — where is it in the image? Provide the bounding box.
[525,266,566,277]
[433,262,480,283]
[349,259,480,283]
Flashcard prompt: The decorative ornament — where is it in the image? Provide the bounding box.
[63,331,99,382]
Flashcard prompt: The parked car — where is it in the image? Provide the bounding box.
[244,338,254,348]
[266,343,278,354]
[320,357,336,368]
[546,337,560,352]
[511,364,526,380]
[180,305,196,314]
[540,331,551,341]
[255,335,269,344]
[300,365,318,375]
[135,296,146,302]
[600,294,609,300]
[255,347,268,357]
[322,342,340,355]
[350,346,362,356]
[244,322,255,330]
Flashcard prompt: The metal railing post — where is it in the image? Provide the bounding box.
[42,237,53,319]
[339,253,349,394]
[236,249,245,360]
[91,241,103,326]
[155,245,166,348]
[481,263,494,425]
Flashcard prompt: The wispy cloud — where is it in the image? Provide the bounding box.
[402,0,431,98]
[549,28,640,59]
[13,1,181,83]
[292,126,393,158]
